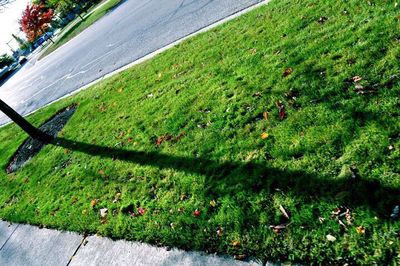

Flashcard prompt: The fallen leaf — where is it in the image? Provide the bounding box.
[175,132,185,142]
[90,199,99,209]
[263,111,269,120]
[356,226,365,234]
[98,170,105,176]
[283,67,293,77]
[113,193,122,203]
[352,76,362,82]
[253,92,262,98]
[275,101,286,120]
[270,224,286,234]
[338,219,347,230]
[155,135,173,146]
[71,196,78,205]
[261,132,269,139]
[180,194,188,201]
[210,200,217,207]
[232,240,241,247]
[279,205,290,219]
[117,88,123,93]
[118,131,125,138]
[193,209,201,217]
[317,16,328,24]
[234,254,246,260]
[326,234,336,242]
[100,208,108,218]
[137,207,146,216]
[216,227,224,236]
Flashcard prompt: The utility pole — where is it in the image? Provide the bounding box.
[0,99,52,143]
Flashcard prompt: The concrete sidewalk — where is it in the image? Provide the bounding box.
[0,220,264,266]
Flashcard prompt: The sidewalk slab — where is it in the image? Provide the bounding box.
[70,235,261,266]
[0,221,18,249]
[0,224,83,266]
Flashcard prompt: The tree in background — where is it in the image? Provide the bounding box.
[19,3,54,42]
[0,54,15,69]
[12,34,31,51]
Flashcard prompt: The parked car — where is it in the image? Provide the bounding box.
[0,66,10,79]
[19,56,27,65]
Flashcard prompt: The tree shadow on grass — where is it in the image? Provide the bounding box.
[52,137,399,217]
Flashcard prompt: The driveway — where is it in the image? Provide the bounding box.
[0,0,263,125]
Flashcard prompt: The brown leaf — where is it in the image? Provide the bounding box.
[263,111,269,120]
[90,199,99,209]
[283,67,293,77]
[275,101,286,120]
[216,227,224,236]
[155,135,173,146]
[356,226,365,234]
[231,240,241,247]
[234,254,246,260]
[175,132,185,142]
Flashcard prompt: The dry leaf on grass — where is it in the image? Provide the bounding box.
[279,205,290,219]
[283,67,293,77]
[326,234,336,242]
[261,132,269,139]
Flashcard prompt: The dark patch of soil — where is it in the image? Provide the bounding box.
[6,105,77,173]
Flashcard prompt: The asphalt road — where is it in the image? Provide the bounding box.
[0,0,262,125]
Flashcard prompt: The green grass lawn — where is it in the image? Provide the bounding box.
[39,0,122,59]
[1,0,399,264]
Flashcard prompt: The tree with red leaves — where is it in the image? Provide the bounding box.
[19,3,54,42]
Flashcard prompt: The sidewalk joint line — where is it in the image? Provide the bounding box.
[66,235,87,266]
[0,224,19,251]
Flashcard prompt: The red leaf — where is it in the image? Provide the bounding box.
[137,207,146,216]
[193,209,201,217]
[275,101,286,120]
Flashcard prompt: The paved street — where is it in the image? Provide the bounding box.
[0,0,262,125]
[0,221,263,265]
